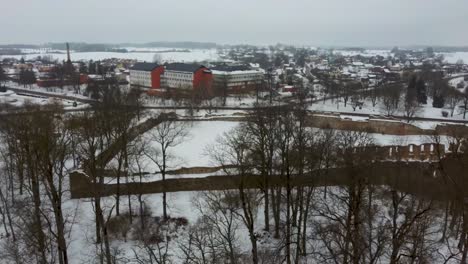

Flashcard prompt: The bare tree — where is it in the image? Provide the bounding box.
[243,105,278,232]
[401,99,420,123]
[146,117,188,220]
[380,84,402,116]
[190,191,241,263]
[460,87,468,119]
[387,191,432,264]
[153,53,163,64]
[209,126,261,264]
[446,88,461,117]
[73,110,113,264]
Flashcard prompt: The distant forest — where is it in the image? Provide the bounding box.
[120,41,217,49]
[0,41,217,53]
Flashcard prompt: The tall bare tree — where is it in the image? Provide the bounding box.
[146,116,188,220]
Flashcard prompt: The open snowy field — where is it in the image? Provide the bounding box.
[334,49,391,58]
[0,89,89,110]
[135,121,238,175]
[66,191,202,263]
[170,121,238,167]
[124,119,445,183]
[310,96,468,121]
[440,52,468,64]
[0,48,219,63]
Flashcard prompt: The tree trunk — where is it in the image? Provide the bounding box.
[162,149,168,220]
[31,170,48,264]
[271,187,281,239]
[286,172,292,264]
[264,173,269,231]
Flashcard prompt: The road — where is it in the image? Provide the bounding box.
[6,86,97,104]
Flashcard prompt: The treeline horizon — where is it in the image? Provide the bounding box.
[1,42,468,53]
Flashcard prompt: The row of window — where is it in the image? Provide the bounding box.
[165,72,192,78]
[131,71,193,81]
[216,74,262,80]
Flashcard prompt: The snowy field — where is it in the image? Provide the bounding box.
[66,185,458,263]
[310,96,468,121]
[170,121,238,167]
[143,94,265,109]
[0,90,89,110]
[440,52,468,64]
[333,49,468,64]
[334,49,391,58]
[121,120,446,184]
[0,118,460,263]
[134,121,238,176]
[6,80,91,99]
[0,48,219,63]
[66,191,201,263]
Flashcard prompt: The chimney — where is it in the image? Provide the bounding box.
[66,42,71,63]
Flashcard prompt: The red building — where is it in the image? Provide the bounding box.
[129,63,164,89]
[129,62,213,95]
[163,63,213,92]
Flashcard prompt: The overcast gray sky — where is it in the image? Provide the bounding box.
[1,0,467,46]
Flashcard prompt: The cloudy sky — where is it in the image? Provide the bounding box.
[1,0,467,46]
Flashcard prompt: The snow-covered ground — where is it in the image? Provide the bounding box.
[149,120,443,170]
[66,191,201,263]
[6,81,91,100]
[310,96,468,121]
[440,52,468,64]
[170,121,238,167]
[0,89,89,110]
[334,49,391,58]
[371,133,447,146]
[65,185,459,263]
[0,48,219,63]
[137,121,238,174]
[332,50,467,64]
[114,119,449,184]
[0,116,461,263]
[143,94,265,109]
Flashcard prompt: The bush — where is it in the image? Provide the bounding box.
[107,213,131,241]
[131,215,189,244]
[433,95,445,108]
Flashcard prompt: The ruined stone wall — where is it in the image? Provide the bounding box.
[354,143,446,162]
[307,115,427,135]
